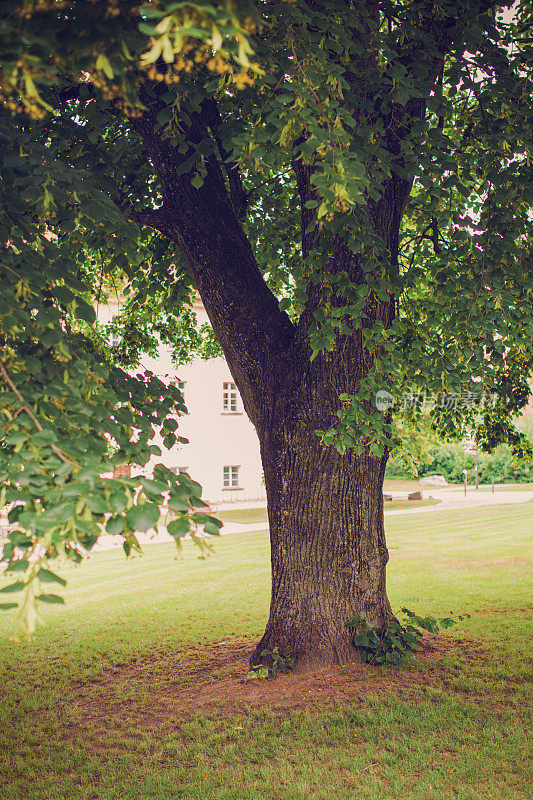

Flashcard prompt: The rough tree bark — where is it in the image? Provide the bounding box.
[255,409,392,672]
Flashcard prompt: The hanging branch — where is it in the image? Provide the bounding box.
[0,358,80,467]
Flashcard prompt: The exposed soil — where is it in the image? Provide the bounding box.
[69,634,488,733]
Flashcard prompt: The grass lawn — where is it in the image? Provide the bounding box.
[384,498,440,511]
[0,504,532,799]
[219,506,269,524]
[221,499,440,524]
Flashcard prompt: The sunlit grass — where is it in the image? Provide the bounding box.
[219,498,440,524]
[0,503,531,799]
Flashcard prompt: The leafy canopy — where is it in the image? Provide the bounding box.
[0,0,532,631]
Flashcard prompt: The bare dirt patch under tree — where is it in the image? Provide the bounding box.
[70,634,491,733]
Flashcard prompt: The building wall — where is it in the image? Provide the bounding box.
[97,300,533,501]
[98,298,266,504]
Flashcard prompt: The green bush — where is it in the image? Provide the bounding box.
[386,441,533,484]
[347,608,466,665]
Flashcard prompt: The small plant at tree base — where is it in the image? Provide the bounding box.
[248,646,295,679]
[347,608,470,666]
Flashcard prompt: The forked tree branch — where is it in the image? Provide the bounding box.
[127,108,296,423]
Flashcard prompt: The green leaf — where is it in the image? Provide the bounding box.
[126,503,160,532]
[85,495,107,514]
[140,478,166,500]
[75,299,96,324]
[37,569,67,586]
[0,582,25,594]
[36,594,65,605]
[6,560,29,573]
[106,515,125,535]
[167,517,190,538]
[109,491,127,513]
[96,53,114,79]
[53,286,74,305]
[40,328,62,347]
[168,496,189,512]
[5,432,27,446]
[203,520,221,536]
[189,496,208,508]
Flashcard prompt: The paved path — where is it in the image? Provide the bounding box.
[385,488,533,516]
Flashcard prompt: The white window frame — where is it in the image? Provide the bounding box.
[170,466,189,475]
[169,379,187,409]
[222,381,238,413]
[223,465,240,489]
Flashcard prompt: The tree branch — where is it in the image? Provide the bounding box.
[200,99,249,221]
[0,358,80,467]
[128,108,296,425]
[127,206,168,228]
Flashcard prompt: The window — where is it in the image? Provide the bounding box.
[170,379,186,408]
[110,332,121,348]
[169,379,185,393]
[170,466,188,475]
[222,381,237,412]
[223,465,240,489]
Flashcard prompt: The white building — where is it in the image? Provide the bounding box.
[98,297,266,504]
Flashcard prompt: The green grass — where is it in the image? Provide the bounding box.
[217,486,533,527]
[0,504,532,799]
[219,506,269,524]
[384,498,440,511]
[220,498,441,524]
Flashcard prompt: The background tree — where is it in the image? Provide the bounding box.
[0,0,531,668]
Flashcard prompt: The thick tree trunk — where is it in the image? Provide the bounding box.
[132,108,399,676]
[252,415,392,673]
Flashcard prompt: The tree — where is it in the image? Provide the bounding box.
[0,0,531,669]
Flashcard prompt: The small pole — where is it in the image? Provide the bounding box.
[475,444,479,490]
[463,469,468,497]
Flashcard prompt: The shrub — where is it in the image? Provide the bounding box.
[386,442,533,484]
[347,608,466,665]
